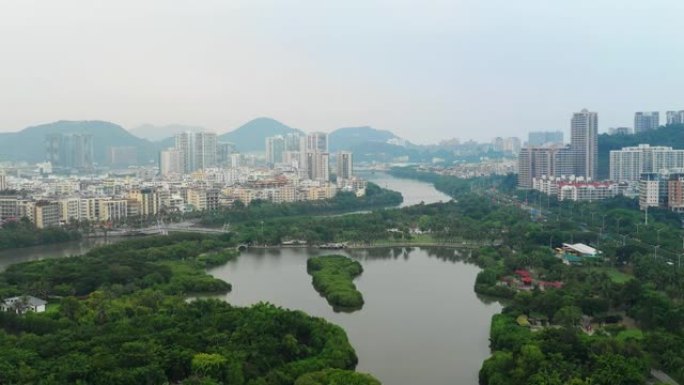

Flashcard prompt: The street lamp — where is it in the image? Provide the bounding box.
[616,218,622,235]
[654,245,660,261]
[657,227,665,245]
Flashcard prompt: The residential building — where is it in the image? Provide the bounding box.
[230,153,241,169]
[639,173,666,210]
[634,111,660,133]
[174,132,217,173]
[127,188,160,217]
[107,146,138,167]
[571,109,598,180]
[45,133,95,170]
[0,173,6,191]
[305,151,330,181]
[266,135,286,166]
[503,137,521,154]
[610,145,684,182]
[336,151,353,180]
[284,133,302,151]
[667,173,684,213]
[492,137,504,152]
[517,146,574,189]
[160,149,183,177]
[304,132,328,152]
[609,127,632,135]
[558,181,619,202]
[187,188,220,211]
[216,142,236,166]
[666,110,684,125]
[1,296,47,314]
[32,201,60,229]
[528,131,564,146]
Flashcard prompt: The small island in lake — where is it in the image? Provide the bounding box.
[307,255,365,312]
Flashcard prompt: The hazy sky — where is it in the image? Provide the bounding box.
[1,0,683,143]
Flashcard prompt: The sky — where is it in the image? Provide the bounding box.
[1,0,683,144]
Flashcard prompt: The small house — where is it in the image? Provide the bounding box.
[1,296,47,314]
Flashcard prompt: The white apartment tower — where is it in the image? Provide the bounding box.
[666,110,684,125]
[265,136,286,166]
[174,132,217,173]
[634,111,660,133]
[571,109,598,181]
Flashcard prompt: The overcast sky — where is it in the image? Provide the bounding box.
[1,0,683,143]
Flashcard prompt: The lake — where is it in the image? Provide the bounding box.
[209,247,502,385]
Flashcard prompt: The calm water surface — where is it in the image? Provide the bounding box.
[209,247,502,385]
[362,171,452,207]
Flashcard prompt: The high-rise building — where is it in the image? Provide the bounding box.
[305,152,330,181]
[634,111,660,133]
[174,132,217,173]
[610,144,684,182]
[284,133,302,151]
[492,137,504,152]
[107,146,138,167]
[45,133,95,170]
[230,153,241,169]
[639,173,666,210]
[517,145,574,189]
[503,137,521,154]
[666,110,684,125]
[609,127,632,135]
[304,132,328,152]
[159,149,183,177]
[528,131,564,146]
[336,151,353,180]
[667,173,684,213]
[216,142,236,166]
[571,109,598,181]
[193,132,217,170]
[265,136,286,165]
[0,173,6,191]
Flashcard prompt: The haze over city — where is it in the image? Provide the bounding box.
[1,0,684,143]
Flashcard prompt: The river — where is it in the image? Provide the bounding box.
[361,171,452,207]
[0,172,501,384]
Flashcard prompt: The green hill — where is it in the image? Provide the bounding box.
[0,120,158,164]
[329,126,400,152]
[218,117,303,152]
[598,124,684,179]
[129,123,205,141]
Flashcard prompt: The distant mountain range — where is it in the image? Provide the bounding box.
[0,120,159,164]
[0,117,415,165]
[218,118,303,152]
[130,124,206,141]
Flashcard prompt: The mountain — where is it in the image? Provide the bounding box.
[129,124,206,141]
[328,126,401,152]
[598,124,684,179]
[218,118,303,152]
[0,120,158,164]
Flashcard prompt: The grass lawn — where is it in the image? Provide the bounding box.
[588,267,633,284]
[45,303,60,314]
[616,329,643,341]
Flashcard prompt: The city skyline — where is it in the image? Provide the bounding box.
[1,1,684,143]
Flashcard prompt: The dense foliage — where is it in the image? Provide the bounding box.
[307,256,364,311]
[294,369,381,385]
[0,235,365,385]
[200,182,402,227]
[0,233,235,299]
[0,218,81,250]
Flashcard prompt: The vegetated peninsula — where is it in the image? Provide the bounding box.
[307,255,365,312]
[0,234,368,384]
